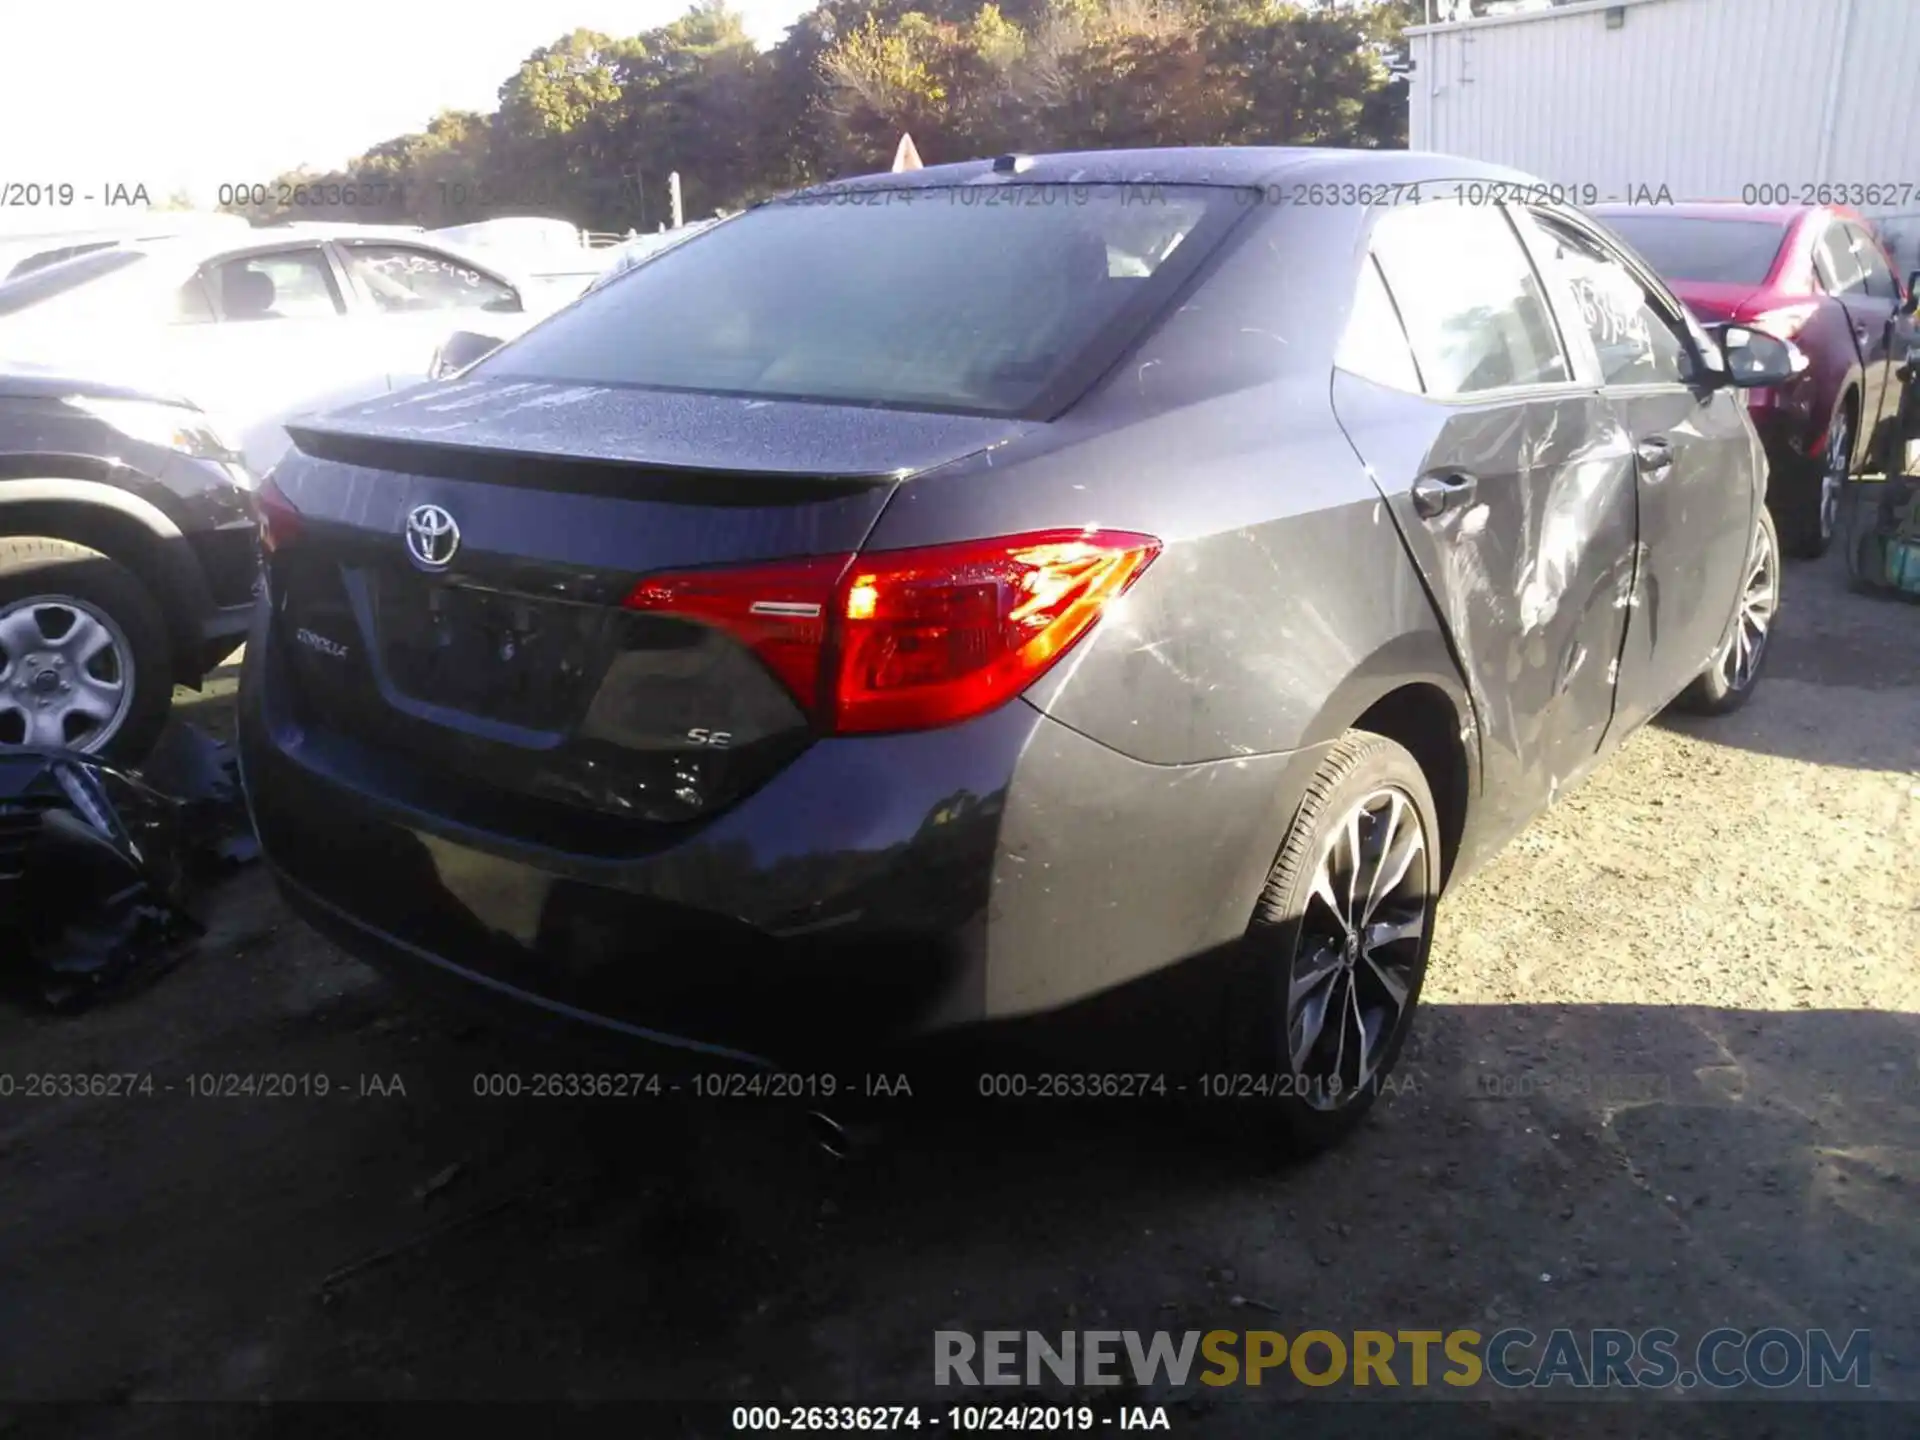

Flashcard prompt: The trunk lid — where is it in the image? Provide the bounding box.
[267,380,1031,833]
[1669,280,1767,324]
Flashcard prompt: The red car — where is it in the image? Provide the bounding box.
[1592,202,1918,558]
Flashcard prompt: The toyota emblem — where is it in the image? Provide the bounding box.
[405,503,460,570]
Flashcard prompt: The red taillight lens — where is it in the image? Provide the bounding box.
[829,530,1161,734]
[622,529,1161,735]
[256,476,302,553]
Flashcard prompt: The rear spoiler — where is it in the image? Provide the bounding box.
[281,425,899,507]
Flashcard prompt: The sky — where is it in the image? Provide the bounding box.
[0,1,813,221]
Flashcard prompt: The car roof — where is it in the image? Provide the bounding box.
[254,221,429,239]
[1589,201,1837,225]
[782,146,1540,197]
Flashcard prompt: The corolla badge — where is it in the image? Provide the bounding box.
[405,503,460,569]
[295,627,349,660]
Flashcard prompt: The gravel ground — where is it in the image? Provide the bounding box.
[2,547,1916,1436]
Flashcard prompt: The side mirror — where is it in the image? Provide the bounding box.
[1709,324,1808,389]
[429,330,504,380]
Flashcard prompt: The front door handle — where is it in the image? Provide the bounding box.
[1635,436,1675,479]
[1411,472,1478,520]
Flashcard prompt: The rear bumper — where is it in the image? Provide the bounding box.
[238,608,1316,1066]
[269,863,783,1068]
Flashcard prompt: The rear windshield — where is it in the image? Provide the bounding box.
[5,240,119,282]
[0,246,145,316]
[479,184,1245,416]
[1596,215,1789,286]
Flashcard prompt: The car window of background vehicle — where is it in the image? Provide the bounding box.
[173,275,217,325]
[1814,225,1868,296]
[474,185,1241,417]
[341,245,520,314]
[1846,223,1897,299]
[0,247,146,317]
[5,241,119,281]
[1530,215,1690,386]
[1334,254,1424,393]
[208,249,343,321]
[1369,200,1569,396]
[1595,215,1789,287]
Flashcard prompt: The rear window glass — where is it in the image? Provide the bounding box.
[0,247,146,316]
[5,240,118,281]
[1596,215,1789,286]
[479,184,1245,416]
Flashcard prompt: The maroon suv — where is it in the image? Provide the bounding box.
[1593,203,1918,558]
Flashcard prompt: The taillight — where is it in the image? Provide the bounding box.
[256,475,302,554]
[829,530,1160,734]
[622,529,1161,736]
[623,554,849,712]
[1744,302,1819,340]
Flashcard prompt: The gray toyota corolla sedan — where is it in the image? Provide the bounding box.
[239,148,1795,1151]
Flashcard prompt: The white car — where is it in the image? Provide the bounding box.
[585,218,724,293]
[0,210,254,284]
[0,226,545,474]
[431,217,623,307]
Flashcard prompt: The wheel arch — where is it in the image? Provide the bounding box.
[1295,629,1478,891]
[0,473,210,678]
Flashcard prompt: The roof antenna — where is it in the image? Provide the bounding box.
[992,154,1035,175]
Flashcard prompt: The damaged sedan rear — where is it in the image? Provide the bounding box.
[236,148,1795,1152]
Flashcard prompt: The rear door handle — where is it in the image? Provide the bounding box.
[1857,324,1874,348]
[1635,436,1675,479]
[1410,472,1478,519]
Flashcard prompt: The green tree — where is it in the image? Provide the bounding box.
[228,0,1415,231]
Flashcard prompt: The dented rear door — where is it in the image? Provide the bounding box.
[1330,200,1641,864]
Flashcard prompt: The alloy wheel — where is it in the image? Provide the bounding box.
[1286,786,1430,1111]
[0,595,136,751]
[1716,516,1779,693]
[1819,412,1850,545]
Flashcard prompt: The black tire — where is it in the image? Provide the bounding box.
[0,536,174,764]
[1676,505,1780,716]
[1222,730,1440,1156]
[1777,397,1851,560]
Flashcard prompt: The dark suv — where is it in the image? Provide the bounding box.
[0,361,258,761]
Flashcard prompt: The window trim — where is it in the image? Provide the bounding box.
[197,243,349,322]
[1362,197,1589,406]
[1335,252,1426,394]
[1517,204,1706,394]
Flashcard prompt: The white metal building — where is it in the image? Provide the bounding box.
[1405,0,1920,272]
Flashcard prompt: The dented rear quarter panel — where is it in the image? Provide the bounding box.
[873,197,1474,774]
[867,197,1486,1013]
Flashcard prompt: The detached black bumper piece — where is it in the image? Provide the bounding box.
[0,746,201,1007]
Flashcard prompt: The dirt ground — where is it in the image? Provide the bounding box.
[3,546,1917,1436]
